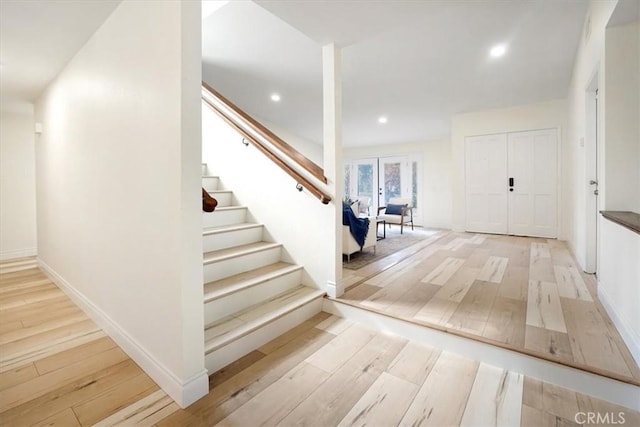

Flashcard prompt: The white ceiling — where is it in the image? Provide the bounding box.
[0,0,121,112]
[0,0,589,147]
[203,0,589,147]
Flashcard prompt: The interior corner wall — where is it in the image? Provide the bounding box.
[451,99,569,236]
[343,140,453,229]
[0,110,37,260]
[34,0,206,407]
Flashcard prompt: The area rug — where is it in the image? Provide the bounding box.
[343,227,440,270]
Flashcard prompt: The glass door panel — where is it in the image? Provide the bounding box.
[380,157,408,206]
[344,164,351,201]
[353,159,377,215]
[380,156,421,224]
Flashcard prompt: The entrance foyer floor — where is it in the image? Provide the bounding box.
[340,231,640,385]
[1,258,638,425]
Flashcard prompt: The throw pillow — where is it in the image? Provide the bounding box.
[385,203,406,215]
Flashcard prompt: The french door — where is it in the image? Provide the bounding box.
[349,158,378,212]
[345,155,420,222]
[380,156,411,206]
[465,129,558,238]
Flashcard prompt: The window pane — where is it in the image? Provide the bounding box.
[344,165,351,199]
[358,164,373,199]
[384,162,401,205]
[412,161,418,209]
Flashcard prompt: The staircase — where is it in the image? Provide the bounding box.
[201,164,325,374]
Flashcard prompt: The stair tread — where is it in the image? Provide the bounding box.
[203,223,262,236]
[203,241,281,264]
[204,262,302,302]
[204,285,324,354]
[206,190,232,194]
[209,205,246,212]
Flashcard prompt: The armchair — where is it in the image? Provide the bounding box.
[378,197,414,234]
[342,217,377,262]
[348,195,371,217]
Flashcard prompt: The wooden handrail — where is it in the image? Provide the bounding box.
[202,96,332,205]
[202,82,327,184]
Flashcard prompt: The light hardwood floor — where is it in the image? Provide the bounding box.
[340,231,640,385]
[2,257,638,426]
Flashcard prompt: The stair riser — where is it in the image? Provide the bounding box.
[203,227,264,253]
[204,269,303,324]
[203,247,282,283]
[202,176,219,192]
[207,192,232,207]
[202,208,246,228]
[204,297,322,374]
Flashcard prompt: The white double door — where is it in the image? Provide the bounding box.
[465,129,558,238]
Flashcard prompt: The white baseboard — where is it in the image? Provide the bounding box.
[597,284,640,367]
[38,259,208,408]
[1,247,37,261]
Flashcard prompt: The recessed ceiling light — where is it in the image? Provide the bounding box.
[490,44,507,58]
[270,93,281,102]
[378,116,388,124]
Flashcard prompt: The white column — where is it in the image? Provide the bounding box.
[323,43,343,298]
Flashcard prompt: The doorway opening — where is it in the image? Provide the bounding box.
[344,155,421,224]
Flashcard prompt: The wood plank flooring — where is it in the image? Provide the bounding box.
[340,231,640,384]
[0,258,167,426]
[3,257,638,426]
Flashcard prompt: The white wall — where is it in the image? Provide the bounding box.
[34,0,206,407]
[203,104,335,292]
[565,0,640,363]
[261,120,324,167]
[0,110,37,260]
[604,21,639,211]
[344,139,453,229]
[597,10,640,364]
[451,99,569,236]
[598,219,640,364]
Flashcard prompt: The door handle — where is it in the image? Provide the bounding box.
[509,177,514,187]
[589,180,598,186]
